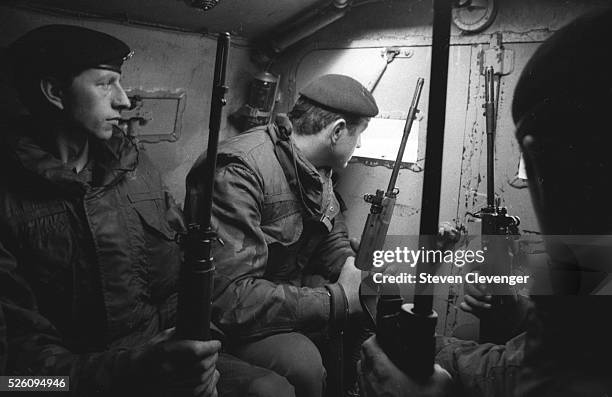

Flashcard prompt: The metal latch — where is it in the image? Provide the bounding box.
[480,32,514,75]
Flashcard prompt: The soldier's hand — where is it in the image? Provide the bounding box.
[128,329,221,396]
[358,335,453,397]
[337,256,363,315]
[459,282,492,319]
[461,281,529,337]
[435,221,461,250]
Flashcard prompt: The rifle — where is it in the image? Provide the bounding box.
[472,66,520,344]
[356,77,424,375]
[357,0,454,381]
[355,78,424,272]
[177,32,230,341]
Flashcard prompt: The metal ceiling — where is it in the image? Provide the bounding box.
[7,0,326,39]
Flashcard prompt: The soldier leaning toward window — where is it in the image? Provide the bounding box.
[188,74,377,397]
[0,25,295,397]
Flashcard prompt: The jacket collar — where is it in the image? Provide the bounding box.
[268,114,340,231]
[4,117,138,194]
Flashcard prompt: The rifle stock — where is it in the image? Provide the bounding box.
[355,192,397,271]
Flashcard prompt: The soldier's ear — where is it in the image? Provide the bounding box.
[520,133,548,225]
[40,77,66,111]
[329,118,347,144]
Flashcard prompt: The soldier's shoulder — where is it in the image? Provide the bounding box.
[219,128,272,153]
[218,128,276,167]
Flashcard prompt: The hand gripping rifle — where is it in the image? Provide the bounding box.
[356,77,424,375]
[471,66,520,344]
[177,33,230,341]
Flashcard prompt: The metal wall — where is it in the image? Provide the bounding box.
[271,0,610,337]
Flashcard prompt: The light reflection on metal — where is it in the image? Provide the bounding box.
[191,0,220,11]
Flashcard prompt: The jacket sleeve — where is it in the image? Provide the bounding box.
[0,241,144,396]
[210,162,332,341]
[434,333,525,397]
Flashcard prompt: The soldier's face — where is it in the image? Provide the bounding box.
[330,119,368,170]
[63,68,131,140]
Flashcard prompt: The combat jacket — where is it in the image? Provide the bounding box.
[196,115,354,342]
[0,118,182,394]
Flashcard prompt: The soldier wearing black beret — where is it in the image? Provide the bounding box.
[187,73,378,396]
[0,24,295,397]
[9,24,133,119]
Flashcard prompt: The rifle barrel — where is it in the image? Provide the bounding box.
[200,32,230,230]
[485,67,495,208]
[386,78,424,196]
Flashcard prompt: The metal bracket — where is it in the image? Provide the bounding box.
[480,33,514,75]
[120,89,186,143]
[380,46,414,60]
[368,46,415,92]
[384,47,400,63]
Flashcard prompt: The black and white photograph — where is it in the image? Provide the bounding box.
[1,0,611,396]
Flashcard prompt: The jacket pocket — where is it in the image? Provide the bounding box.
[128,191,176,241]
[11,201,73,288]
[127,190,180,302]
[261,192,303,246]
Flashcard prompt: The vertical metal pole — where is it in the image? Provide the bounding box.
[394,0,452,381]
[414,0,453,316]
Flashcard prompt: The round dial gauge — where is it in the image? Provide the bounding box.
[452,0,498,33]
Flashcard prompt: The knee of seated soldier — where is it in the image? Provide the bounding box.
[247,371,296,397]
[277,333,326,388]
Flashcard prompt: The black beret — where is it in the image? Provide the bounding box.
[512,8,612,126]
[8,24,133,77]
[300,74,379,117]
